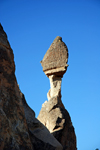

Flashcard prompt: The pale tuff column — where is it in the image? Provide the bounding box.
[47,75,62,100]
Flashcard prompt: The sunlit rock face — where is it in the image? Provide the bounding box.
[47,75,62,101]
[0,24,63,150]
[38,37,77,150]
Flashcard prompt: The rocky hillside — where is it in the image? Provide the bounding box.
[0,24,77,150]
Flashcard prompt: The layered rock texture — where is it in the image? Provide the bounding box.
[38,37,77,150]
[0,24,63,150]
[40,36,68,77]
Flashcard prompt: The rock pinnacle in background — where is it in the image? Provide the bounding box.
[38,36,77,150]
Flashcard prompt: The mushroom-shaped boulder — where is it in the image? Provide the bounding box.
[41,36,68,77]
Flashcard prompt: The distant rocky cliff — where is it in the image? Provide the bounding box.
[0,24,77,150]
[38,36,77,150]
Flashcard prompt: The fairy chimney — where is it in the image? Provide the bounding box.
[38,36,77,150]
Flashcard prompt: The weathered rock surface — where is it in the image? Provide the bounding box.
[0,24,63,150]
[38,95,77,150]
[21,92,63,150]
[38,37,77,150]
[40,36,68,77]
[0,24,32,150]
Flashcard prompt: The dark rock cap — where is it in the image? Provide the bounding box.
[41,36,68,77]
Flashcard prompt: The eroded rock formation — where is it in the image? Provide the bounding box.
[0,24,63,150]
[40,36,68,77]
[38,37,77,150]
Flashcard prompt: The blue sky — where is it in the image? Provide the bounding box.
[0,0,100,149]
